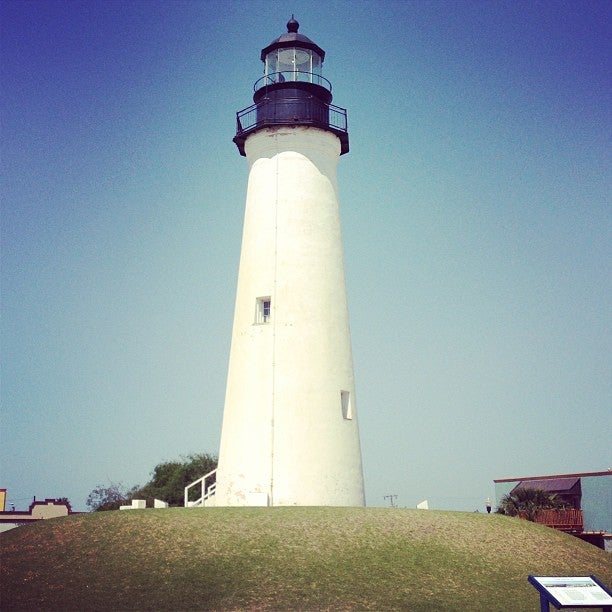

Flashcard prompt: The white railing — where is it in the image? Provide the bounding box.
[184,468,217,507]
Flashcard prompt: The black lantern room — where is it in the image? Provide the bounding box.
[233,17,349,156]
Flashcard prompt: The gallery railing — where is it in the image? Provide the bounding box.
[234,97,348,155]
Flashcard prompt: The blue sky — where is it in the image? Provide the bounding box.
[2,0,610,512]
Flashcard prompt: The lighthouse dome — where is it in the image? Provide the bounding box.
[260,16,325,61]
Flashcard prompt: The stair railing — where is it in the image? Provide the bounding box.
[184,468,217,507]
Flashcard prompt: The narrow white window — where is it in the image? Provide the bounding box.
[256,297,271,324]
[341,390,352,420]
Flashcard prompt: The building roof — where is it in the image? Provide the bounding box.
[494,470,611,483]
[0,498,75,523]
[260,17,326,61]
[511,477,580,494]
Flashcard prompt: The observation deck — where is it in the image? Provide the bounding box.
[233,93,349,157]
[233,70,348,157]
[233,18,349,157]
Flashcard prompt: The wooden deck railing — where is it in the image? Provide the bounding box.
[533,509,583,531]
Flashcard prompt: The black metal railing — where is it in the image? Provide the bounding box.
[234,97,349,155]
[254,71,332,92]
[236,98,347,135]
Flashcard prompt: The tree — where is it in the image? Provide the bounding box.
[496,487,568,522]
[56,497,73,511]
[86,453,218,511]
[136,453,217,507]
[86,482,140,512]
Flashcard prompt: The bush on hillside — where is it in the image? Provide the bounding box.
[86,482,139,512]
[136,453,217,506]
[496,487,568,521]
[86,453,217,510]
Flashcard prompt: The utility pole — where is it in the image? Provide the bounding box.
[384,494,398,508]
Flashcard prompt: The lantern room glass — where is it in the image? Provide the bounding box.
[264,47,322,85]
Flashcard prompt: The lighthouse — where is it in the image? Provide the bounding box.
[214,17,365,507]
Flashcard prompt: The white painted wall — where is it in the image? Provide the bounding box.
[215,126,365,507]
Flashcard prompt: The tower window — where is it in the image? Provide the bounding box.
[341,390,352,420]
[256,297,271,324]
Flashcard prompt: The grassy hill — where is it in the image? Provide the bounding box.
[1,507,610,611]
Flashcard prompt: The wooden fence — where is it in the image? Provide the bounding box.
[533,509,583,531]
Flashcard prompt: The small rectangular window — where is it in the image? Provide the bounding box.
[256,297,271,324]
[341,390,352,420]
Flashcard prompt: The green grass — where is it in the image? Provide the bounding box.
[1,507,610,610]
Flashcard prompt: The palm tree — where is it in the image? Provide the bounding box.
[496,487,568,522]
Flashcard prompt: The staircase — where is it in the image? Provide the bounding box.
[184,468,217,507]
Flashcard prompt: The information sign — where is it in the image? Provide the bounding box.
[528,576,612,610]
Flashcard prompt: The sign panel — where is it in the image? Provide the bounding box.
[529,576,612,608]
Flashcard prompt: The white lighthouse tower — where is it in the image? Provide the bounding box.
[214,17,364,507]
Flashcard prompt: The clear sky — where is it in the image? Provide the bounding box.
[2,0,610,512]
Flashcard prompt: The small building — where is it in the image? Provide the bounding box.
[0,492,76,533]
[494,471,611,550]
